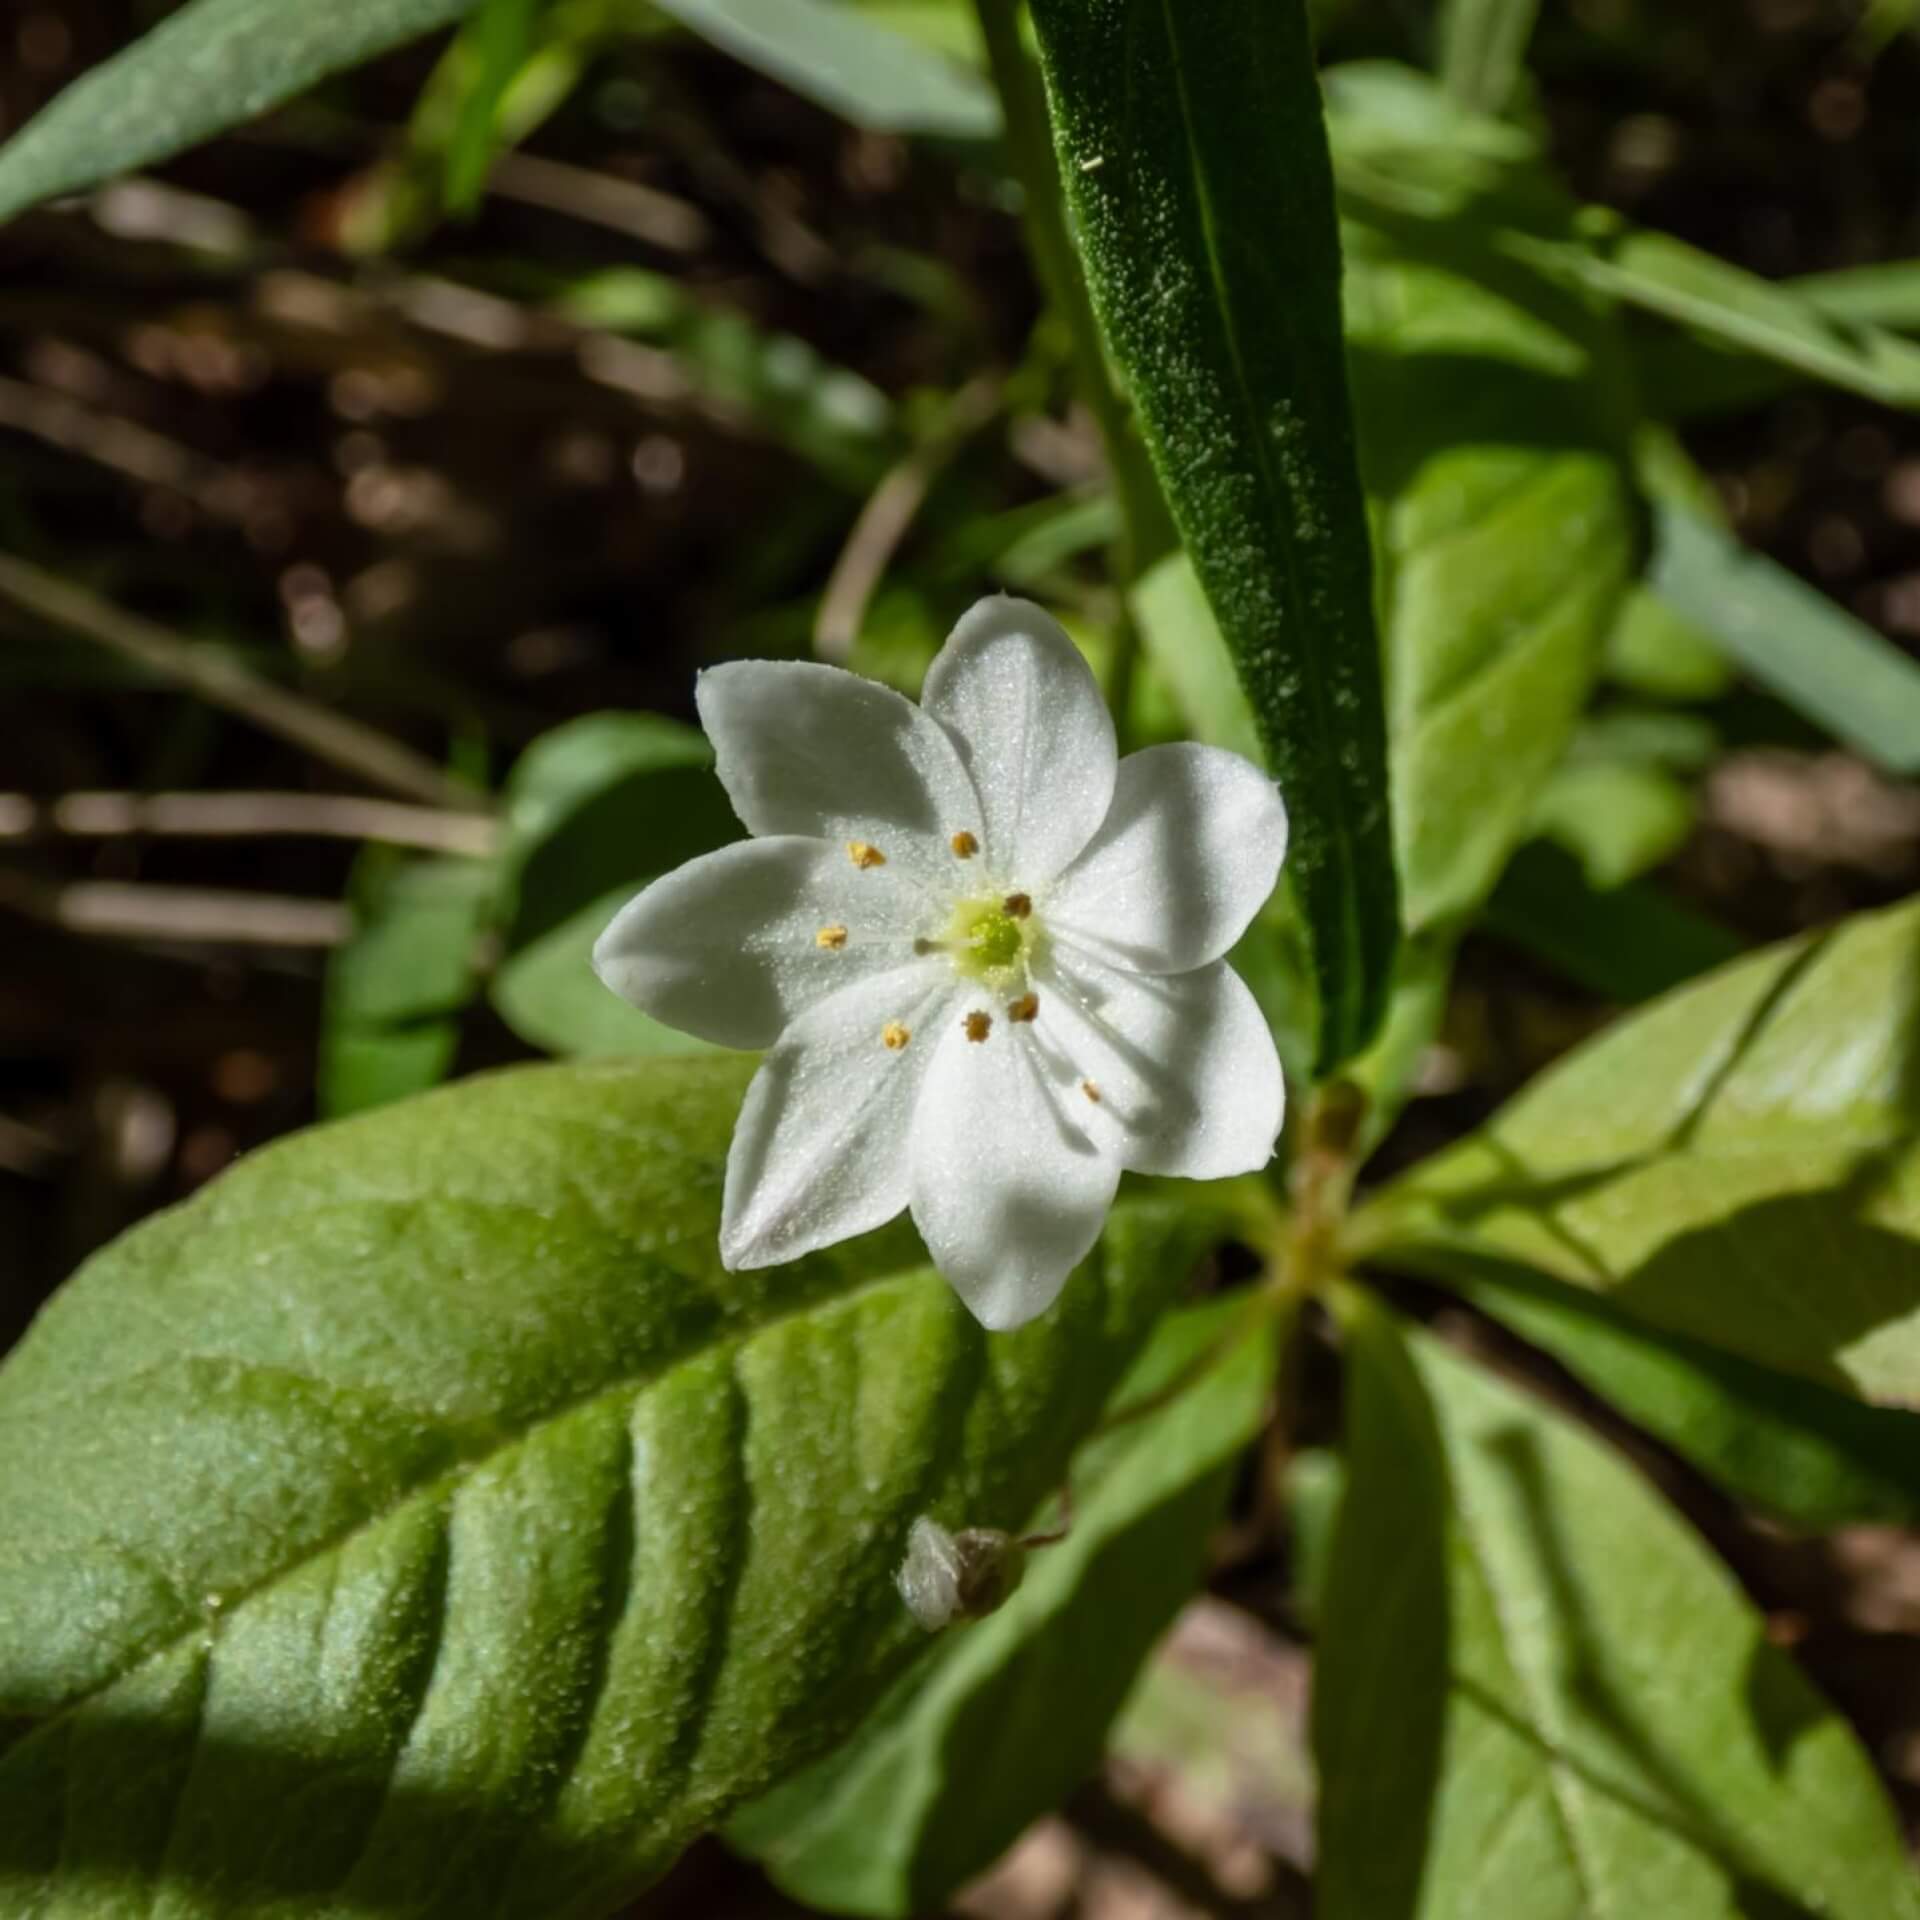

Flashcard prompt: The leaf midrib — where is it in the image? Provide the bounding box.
[2,1251,935,1758]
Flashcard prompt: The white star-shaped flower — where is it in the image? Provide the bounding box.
[593,596,1288,1330]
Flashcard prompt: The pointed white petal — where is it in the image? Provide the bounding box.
[1047,743,1288,973]
[1034,951,1284,1179]
[908,1008,1121,1330]
[592,837,931,1049]
[697,660,983,885]
[921,595,1116,885]
[721,964,954,1269]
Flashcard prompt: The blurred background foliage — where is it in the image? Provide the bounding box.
[6,1,1920,1909]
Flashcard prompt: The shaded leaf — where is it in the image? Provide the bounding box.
[1461,1269,1920,1532]
[320,850,495,1116]
[0,0,478,226]
[1031,0,1399,1070]
[492,712,742,1056]
[1314,1291,1451,1920]
[730,1294,1276,1916]
[1353,896,1920,1404]
[1395,1326,1920,1919]
[1483,843,1743,1004]
[1529,760,1695,891]
[0,1057,1205,1916]
[1436,0,1542,117]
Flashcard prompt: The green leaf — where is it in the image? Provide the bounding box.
[1459,1270,1920,1531]
[0,1057,1205,1916]
[1482,843,1744,1004]
[730,1294,1276,1916]
[442,0,543,212]
[0,0,479,227]
[1436,0,1542,118]
[1602,590,1733,703]
[1354,1323,1920,1920]
[492,712,742,1057]
[1314,1292,1451,1920]
[1343,198,1636,935]
[494,885,720,1058]
[1352,895,1920,1404]
[1649,504,1920,776]
[1545,223,1920,414]
[1529,760,1695,891]
[320,850,496,1116]
[1129,552,1263,769]
[652,0,1000,138]
[1030,0,1399,1071]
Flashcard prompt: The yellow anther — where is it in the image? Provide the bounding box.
[882,1021,912,1050]
[964,1010,992,1043]
[816,924,848,950]
[848,840,887,869]
[1007,992,1039,1023]
[950,830,979,859]
[1082,1080,1101,1103]
[1003,892,1031,919]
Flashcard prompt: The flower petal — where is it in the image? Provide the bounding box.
[697,660,983,885]
[593,837,930,1049]
[1032,951,1284,1179]
[907,1008,1121,1330]
[721,963,954,1269]
[1046,743,1288,972]
[920,595,1116,884]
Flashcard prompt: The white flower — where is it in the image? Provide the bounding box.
[593,596,1288,1330]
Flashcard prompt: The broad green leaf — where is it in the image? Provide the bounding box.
[492,712,741,1056]
[320,850,495,1116]
[1483,843,1743,1004]
[1352,895,1920,1404]
[1436,0,1542,118]
[1314,1291,1451,1920]
[0,0,479,226]
[1459,1270,1920,1531]
[652,0,999,138]
[1529,761,1694,891]
[0,1057,1206,1917]
[1649,504,1920,776]
[1342,197,1636,935]
[730,1294,1276,1916]
[1367,1324,1920,1920]
[1031,0,1400,1071]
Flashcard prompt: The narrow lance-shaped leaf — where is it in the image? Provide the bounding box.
[0,0,480,227]
[0,1056,1206,1917]
[1030,0,1399,1071]
[1351,895,1920,1406]
[1649,502,1920,777]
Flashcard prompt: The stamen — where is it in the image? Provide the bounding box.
[1007,992,1039,1023]
[816,924,848,950]
[1081,1080,1101,1103]
[964,1010,992,1042]
[913,937,940,956]
[1003,892,1031,919]
[847,840,887,869]
[882,1021,912,1050]
[950,830,979,859]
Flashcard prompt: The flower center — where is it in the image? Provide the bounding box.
[944,893,1041,983]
